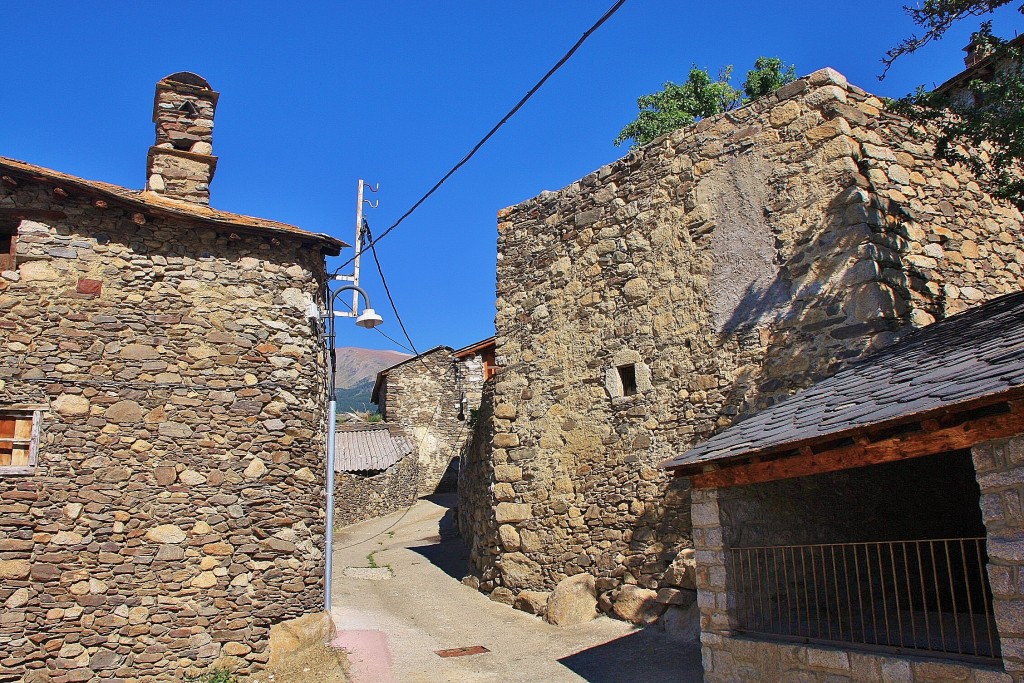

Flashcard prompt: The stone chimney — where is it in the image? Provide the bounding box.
[963,35,995,69]
[146,72,219,205]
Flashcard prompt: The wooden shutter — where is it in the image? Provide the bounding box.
[11,416,32,467]
[0,412,39,471]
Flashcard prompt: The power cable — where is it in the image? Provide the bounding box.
[331,0,627,274]
[333,292,415,355]
[362,219,423,364]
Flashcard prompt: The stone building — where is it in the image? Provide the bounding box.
[665,291,1024,681]
[458,66,1024,624]
[333,422,418,527]
[0,73,343,680]
[370,338,493,497]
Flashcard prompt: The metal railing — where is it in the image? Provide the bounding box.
[729,538,1000,661]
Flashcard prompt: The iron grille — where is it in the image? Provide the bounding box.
[729,538,1000,661]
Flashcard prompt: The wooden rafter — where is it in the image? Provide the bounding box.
[691,399,1024,489]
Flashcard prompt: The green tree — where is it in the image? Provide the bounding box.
[886,3,1024,208]
[614,57,796,149]
[743,56,797,100]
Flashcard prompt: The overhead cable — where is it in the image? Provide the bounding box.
[332,0,627,272]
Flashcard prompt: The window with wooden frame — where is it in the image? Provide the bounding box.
[0,219,18,271]
[0,409,42,474]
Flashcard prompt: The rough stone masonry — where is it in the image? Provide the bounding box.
[0,73,343,681]
[458,68,1024,621]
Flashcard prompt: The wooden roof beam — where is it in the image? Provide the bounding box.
[691,400,1024,489]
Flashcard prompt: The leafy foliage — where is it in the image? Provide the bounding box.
[889,22,1024,208]
[882,0,1020,74]
[743,57,797,100]
[615,57,796,149]
[184,667,244,683]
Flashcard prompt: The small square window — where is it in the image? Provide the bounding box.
[0,409,41,475]
[617,364,638,397]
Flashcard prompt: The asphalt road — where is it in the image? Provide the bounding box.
[329,494,703,683]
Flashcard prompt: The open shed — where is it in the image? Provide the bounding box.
[663,291,1024,682]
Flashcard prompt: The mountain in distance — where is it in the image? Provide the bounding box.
[333,347,410,414]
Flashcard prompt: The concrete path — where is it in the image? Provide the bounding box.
[329,494,703,683]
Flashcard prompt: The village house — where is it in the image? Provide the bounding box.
[665,291,1024,681]
[457,61,1024,631]
[332,338,494,528]
[0,73,343,681]
[333,422,418,527]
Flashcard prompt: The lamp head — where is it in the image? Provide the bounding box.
[355,308,384,329]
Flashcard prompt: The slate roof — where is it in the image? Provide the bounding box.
[335,424,414,473]
[661,291,1024,473]
[370,345,453,404]
[0,155,346,255]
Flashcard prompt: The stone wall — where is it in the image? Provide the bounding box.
[334,434,420,528]
[377,347,481,496]
[0,183,331,680]
[457,383,497,585]
[464,67,1024,613]
[698,634,1009,683]
[973,434,1024,681]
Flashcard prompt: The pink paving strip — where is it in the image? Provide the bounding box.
[330,630,394,683]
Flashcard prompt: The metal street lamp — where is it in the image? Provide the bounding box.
[315,281,383,612]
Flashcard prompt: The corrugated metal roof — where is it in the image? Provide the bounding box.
[335,424,414,473]
[662,291,1024,473]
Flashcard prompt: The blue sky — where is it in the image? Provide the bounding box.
[3,2,1022,353]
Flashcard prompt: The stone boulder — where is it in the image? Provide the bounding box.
[545,573,598,626]
[664,548,697,589]
[268,611,337,669]
[612,585,665,625]
[500,552,543,590]
[659,602,701,642]
[513,590,550,616]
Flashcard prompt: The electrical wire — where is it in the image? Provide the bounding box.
[362,219,423,365]
[332,292,415,355]
[331,0,627,274]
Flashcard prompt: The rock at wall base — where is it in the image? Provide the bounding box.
[545,574,598,626]
[612,585,666,625]
[513,590,550,616]
[268,612,337,669]
[659,602,701,642]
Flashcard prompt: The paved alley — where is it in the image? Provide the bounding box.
[329,495,703,683]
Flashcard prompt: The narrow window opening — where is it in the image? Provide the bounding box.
[0,220,17,271]
[617,364,638,396]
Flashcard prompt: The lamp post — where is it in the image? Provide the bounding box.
[315,281,383,613]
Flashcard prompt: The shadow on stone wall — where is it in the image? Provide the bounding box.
[629,183,923,606]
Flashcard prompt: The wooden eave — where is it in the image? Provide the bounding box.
[0,156,346,256]
[680,387,1024,490]
[934,34,1024,95]
[453,336,496,359]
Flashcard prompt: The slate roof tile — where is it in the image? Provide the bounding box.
[662,291,1024,472]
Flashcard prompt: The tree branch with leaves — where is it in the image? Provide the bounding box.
[615,57,796,149]
[887,2,1024,209]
